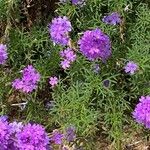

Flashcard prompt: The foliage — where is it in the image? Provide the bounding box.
[0,0,150,149]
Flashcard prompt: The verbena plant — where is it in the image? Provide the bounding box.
[0,0,150,149]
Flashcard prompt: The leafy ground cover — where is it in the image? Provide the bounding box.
[0,0,150,149]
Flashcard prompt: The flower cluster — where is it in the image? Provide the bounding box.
[50,125,76,146]
[124,61,138,75]
[65,126,76,142]
[102,12,121,25]
[50,130,64,145]
[49,76,58,88]
[60,48,76,69]
[72,0,86,6]
[12,65,40,93]
[17,123,49,150]
[0,116,50,150]
[48,16,72,46]
[59,0,86,6]
[78,28,111,61]
[0,44,8,64]
[132,96,150,128]
[0,119,11,149]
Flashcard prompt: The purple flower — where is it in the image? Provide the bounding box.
[0,120,11,149]
[48,16,72,46]
[60,48,76,70]
[49,76,58,88]
[0,115,8,122]
[17,123,49,150]
[102,12,121,25]
[78,29,111,61]
[12,65,40,93]
[132,96,150,128]
[60,48,76,62]
[124,61,138,75]
[60,59,71,70]
[72,0,86,6]
[50,130,63,145]
[65,126,76,142]
[0,44,8,64]
[9,122,23,134]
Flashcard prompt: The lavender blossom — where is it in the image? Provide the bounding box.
[72,0,86,6]
[0,115,8,122]
[48,16,72,46]
[49,76,58,88]
[17,123,49,150]
[78,28,111,61]
[0,120,11,149]
[0,44,8,64]
[102,12,121,25]
[60,59,71,70]
[50,130,63,145]
[60,48,76,70]
[124,61,138,75]
[60,48,76,62]
[65,126,76,142]
[132,96,150,128]
[12,65,40,93]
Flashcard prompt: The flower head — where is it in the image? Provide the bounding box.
[48,16,72,46]
[60,48,76,62]
[60,59,71,70]
[0,44,8,64]
[72,0,86,6]
[0,120,11,149]
[9,121,23,134]
[124,61,138,75]
[17,123,49,150]
[132,96,150,128]
[102,12,121,25]
[50,130,63,145]
[65,126,76,142]
[78,28,111,61]
[0,115,8,122]
[49,77,58,88]
[12,65,40,93]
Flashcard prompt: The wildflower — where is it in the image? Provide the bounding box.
[0,115,8,122]
[59,0,86,6]
[78,28,111,61]
[0,44,8,64]
[61,59,71,70]
[0,120,11,149]
[48,16,72,46]
[132,96,150,128]
[60,48,76,62]
[72,0,86,6]
[17,123,49,150]
[60,48,76,69]
[102,12,121,25]
[124,61,138,75]
[50,130,63,145]
[12,65,40,93]
[9,121,23,134]
[49,77,58,88]
[65,126,76,142]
